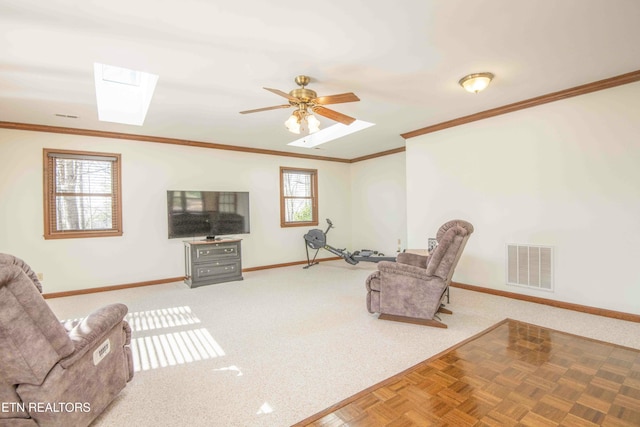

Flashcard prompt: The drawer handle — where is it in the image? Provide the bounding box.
[201,265,234,273]
[201,250,210,255]
[224,248,234,253]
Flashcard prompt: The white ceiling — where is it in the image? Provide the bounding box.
[1,0,640,160]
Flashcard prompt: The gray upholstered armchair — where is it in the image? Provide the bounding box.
[0,254,133,426]
[365,220,474,328]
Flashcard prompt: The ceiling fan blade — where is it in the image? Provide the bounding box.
[263,87,299,102]
[313,106,356,126]
[239,104,291,114]
[313,92,360,105]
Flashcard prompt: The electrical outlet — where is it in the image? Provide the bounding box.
[37,272,44,281]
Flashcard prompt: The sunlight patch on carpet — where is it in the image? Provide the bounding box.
[213,365,243,376]
[125,306,200,332]
[131,328,225,371]
[117,306,226,372]
[257,402,274,415]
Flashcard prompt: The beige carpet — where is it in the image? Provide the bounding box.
[46,261,640,427]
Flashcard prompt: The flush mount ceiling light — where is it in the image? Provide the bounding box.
[459,72,494,94]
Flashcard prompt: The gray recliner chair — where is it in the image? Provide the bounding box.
[0,254,133,426]
[365,220,474,328]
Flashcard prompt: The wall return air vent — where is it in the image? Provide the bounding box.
[506,244,553,291]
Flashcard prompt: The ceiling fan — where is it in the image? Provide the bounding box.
[239,75,360,134]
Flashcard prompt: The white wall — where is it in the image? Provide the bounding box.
[350,152,407,256]
[0,130,352,292]
[406,82,640,314]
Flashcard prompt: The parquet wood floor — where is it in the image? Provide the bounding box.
[293,319,640,427]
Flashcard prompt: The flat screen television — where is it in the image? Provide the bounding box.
[167,191,250,239]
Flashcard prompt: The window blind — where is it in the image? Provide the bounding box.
[44,149,122,239]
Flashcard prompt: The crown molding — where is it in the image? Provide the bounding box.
[0,121,351,163]
[349,146,406,163]
[4,69,638,163]
[401,69,640,140]
[0,120,407,164]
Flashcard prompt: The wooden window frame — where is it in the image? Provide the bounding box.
[280,167,318,228]
[43,148,123,239]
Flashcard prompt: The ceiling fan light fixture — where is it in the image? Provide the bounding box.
[284,113,301,134]
[307,114,320,134]
[284,108,320,135]
[459,72,494,94]
[242,74,359,137]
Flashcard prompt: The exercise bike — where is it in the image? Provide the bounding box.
[303,219,396,268]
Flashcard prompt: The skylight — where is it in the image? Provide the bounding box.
[94,63,158,126]
[287,120,375,148]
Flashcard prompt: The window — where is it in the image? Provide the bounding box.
[43,148,122,239]
[169,190,204,213]
[218,192,237,213]
[280,167,318,227]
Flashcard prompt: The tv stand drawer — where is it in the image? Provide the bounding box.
[195,243,239,261]
[196,261,239,277]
